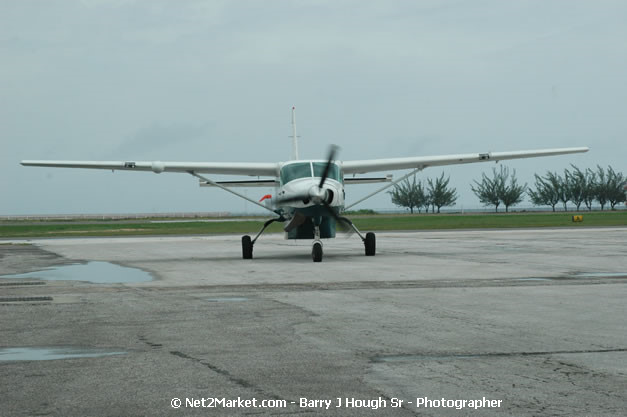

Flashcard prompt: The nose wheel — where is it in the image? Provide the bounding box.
[311,224,323,262]
[312,240,323,262]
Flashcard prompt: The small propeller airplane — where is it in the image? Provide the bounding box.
[22,107,588,262]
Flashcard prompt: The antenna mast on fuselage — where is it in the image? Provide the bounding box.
[290,106,299,160]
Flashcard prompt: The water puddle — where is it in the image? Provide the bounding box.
[207,297,249,302]
[0,347,126,361]
[0,262,153,284]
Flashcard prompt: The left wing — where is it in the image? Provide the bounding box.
[341,147,589,175]
[20,160,279,177]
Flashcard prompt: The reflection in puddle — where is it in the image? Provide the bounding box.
[207,297,249,302]
[0,262,152,284]
[0,347,126,361]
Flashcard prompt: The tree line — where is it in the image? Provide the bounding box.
[389,165,625,213]
[388,173,457,213]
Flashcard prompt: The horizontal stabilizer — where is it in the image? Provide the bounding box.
[344,175,393,184]
[199,179,279,187]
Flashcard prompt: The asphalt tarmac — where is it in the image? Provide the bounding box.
[1,228,626,416]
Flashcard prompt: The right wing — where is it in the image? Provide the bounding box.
[341,147,589,175]
[20,160,279,177]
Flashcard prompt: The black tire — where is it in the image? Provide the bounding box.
[312,241,323,262]
[242,235,253,259]
[365,232,376,256]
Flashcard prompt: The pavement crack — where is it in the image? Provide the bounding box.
[373,348,627,362]
[169,350,284,401]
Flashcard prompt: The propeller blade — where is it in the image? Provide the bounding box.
[322,200,353,234]
[283,212,306,232]
[318,145,339,189]
[275,194,310,205]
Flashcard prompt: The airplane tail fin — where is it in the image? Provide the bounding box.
[290,106,299,160]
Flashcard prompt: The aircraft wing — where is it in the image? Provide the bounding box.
[21,147,588,176]
[341,147,589,174]
[20,160,279,177]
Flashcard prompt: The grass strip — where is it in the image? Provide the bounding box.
[0,212,625,238]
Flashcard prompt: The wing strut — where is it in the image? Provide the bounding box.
[189,172,280,215]
[345,166,425,210]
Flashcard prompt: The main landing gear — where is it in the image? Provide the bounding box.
[338,216,376,258]
[364,232,376,256]
[242,235,253,259]
[241,217,284,260]
[241,216,376,262]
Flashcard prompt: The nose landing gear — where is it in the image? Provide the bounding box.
[312,224,323,262]
[312,240,323,262]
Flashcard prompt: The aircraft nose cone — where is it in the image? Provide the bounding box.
[309,185,326,202]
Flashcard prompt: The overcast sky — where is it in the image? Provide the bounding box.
[2,0,625,215]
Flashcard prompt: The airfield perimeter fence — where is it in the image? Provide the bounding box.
[0,212,232,221]
[365,205,627,215]
[1,206,624,221]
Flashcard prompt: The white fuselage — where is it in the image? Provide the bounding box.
[276,160,345,211]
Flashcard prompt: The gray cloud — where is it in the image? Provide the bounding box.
[2,0,625,214]
[107,122,212,159]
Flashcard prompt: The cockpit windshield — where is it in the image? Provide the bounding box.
[280,162,342,185]
[280,163,311,184]
[312,162,341,182]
